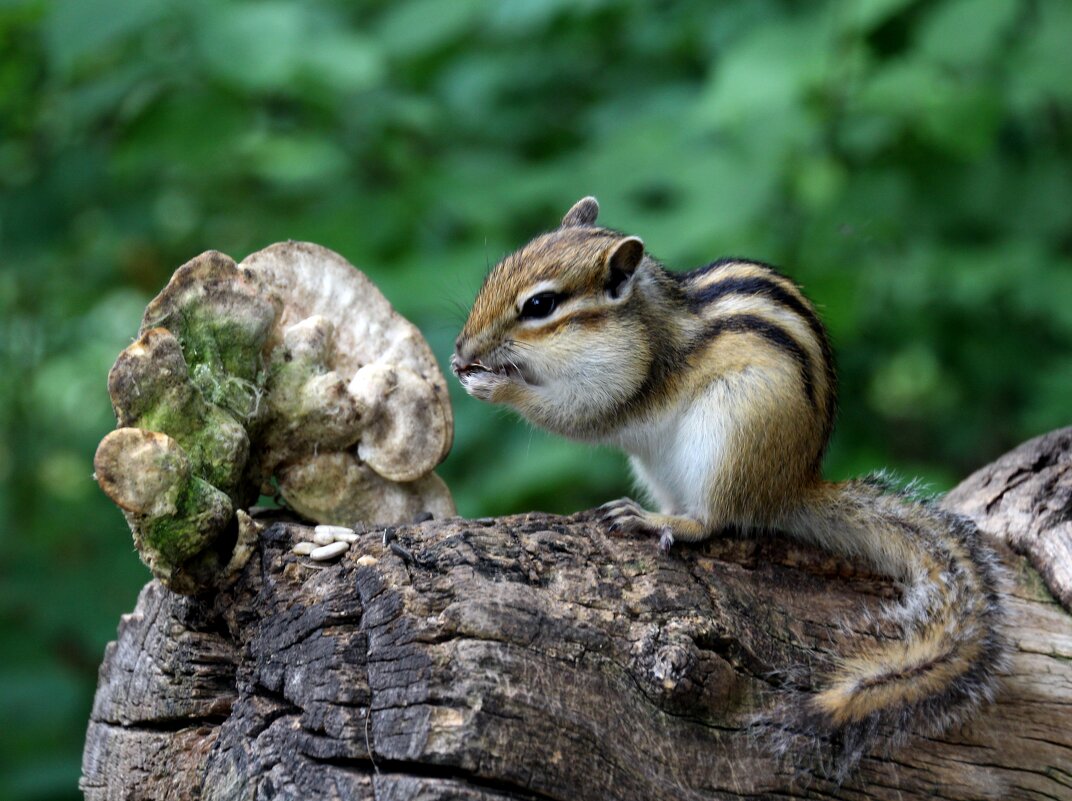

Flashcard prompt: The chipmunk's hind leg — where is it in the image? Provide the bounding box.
[600,498,709,553]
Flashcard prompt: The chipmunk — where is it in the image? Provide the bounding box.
[451,197,1006,777]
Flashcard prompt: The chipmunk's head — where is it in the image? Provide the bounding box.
[452,197,656,435]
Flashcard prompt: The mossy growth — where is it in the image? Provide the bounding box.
[139,475,233,568]
[109,327,252,500]
[140,249,279,422]
[177,315,271,419]
[137,401,251,500]
[101,249,280,594]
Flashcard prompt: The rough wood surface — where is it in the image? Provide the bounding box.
[82,430,1072,801]
[947,427,1072,613]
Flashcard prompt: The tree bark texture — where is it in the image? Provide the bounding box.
[82,429,1072,801]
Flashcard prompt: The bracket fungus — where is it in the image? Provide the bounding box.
[94,242,455,594]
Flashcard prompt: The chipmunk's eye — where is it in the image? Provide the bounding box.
[519,291,564,320]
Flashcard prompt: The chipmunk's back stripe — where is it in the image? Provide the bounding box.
[682,257,757,280]
[698,314,817,409]
[685,266,838,439]
[689,275,825,348]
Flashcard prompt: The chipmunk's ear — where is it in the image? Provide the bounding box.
[561,196,600,227]
[604,236,644,300]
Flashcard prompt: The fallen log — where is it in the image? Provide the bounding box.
[81,428,1072,800]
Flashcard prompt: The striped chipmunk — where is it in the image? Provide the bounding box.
[451,197,1007,777]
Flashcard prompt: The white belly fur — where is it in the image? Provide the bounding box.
[610,382,734,524]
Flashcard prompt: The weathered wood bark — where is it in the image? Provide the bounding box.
[82,430,1072,801]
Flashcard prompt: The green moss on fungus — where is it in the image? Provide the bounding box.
[138,402,250,498]
[175,312,272,417]
[139,476,233,567]
[101,251,278,593]
[140,250,279,422]
[109,327,252,500]
[95,428,236,592]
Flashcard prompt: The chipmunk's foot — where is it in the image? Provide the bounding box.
[600,499,707,555]
[600,497,656,536]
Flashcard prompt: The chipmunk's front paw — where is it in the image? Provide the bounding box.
[600,499,682,554]
[600,497,638,529]
[600,497,647,532]
[600,497,655,535]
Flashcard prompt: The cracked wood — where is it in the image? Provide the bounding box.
[82,429,1072,800]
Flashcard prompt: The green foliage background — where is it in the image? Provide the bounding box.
[1,0,1069,797]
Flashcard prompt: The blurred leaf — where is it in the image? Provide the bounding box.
[698,11,833,128]
[301,32,384,93]
[1008,0,1072,107]
[43,0,169,76]
[239,131,350,187]
[376,0,485,57]
[917,0,1018,68]
[196,2,311,92]
[868,343,959,418]
[844,0,917,33]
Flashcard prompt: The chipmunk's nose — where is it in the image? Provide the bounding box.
[449,353,469,376]
[451,337,478,375]
[453,335,475,366]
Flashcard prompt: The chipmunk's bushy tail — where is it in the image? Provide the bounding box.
[760,475,1007,781]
